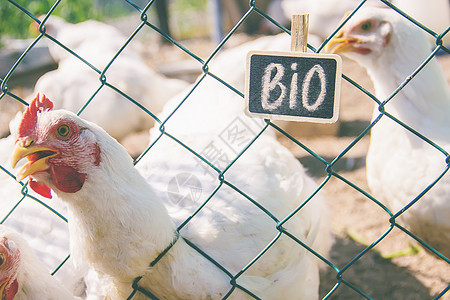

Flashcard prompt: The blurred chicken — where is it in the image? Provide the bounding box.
[208,32,322,92]
[35,15,143,63]
[32,15,189,141]
[391,0,450,47]
[10,93,331,299]
[0,224,78,299]
[264,0,385,39]
[327,7,450,258]
[265,0,449,46]
[139,71,333,295]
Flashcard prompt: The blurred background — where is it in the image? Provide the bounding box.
[0,1,449,299]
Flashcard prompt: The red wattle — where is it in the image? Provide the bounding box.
[4,278,18,300]
[29,178,52,199]
[50,165,86,193]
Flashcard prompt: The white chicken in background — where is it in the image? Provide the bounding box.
[10,90,331,299]
[0,224,78,299]
[208,32,322,92]
[263,0,386,40]
[139,71,332,297]
[391,0,450,47]
[32,15,189,141]
[35,15,144,64]
[265,0,449,46]
[327,7,450,258]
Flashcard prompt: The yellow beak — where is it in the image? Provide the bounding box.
[325,11,359,54]
[326,31,361,54]
[11,138,58,182]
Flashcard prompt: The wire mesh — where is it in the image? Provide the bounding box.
[0,0,449,299]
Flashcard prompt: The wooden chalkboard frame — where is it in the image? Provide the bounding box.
[244,50,342,123]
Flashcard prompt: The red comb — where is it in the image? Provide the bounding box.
[18,93,54,138]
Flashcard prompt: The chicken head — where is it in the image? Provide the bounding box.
[11,94,101,198]
[326,8,394,60]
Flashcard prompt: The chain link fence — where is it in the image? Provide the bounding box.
[0,0,449,299]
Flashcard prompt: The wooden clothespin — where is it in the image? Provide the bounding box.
[291,14,309,53]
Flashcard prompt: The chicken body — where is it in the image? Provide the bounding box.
[11,92,331,299]
[138,77,332,299]
[328,7,450,257]
[265,0,385,39]
[391,0,450,46]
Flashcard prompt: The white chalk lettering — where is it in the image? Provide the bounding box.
[260,61,327,113]
[261,63,286,111]
[289,63,298,109]
[302,64,326,112]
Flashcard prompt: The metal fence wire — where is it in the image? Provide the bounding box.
[1,0,449,299]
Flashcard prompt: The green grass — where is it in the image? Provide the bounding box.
[0,0,134,42]
[0,0,209,46]
[169,0,209,39]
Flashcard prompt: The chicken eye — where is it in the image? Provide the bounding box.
[56,124,71,139]
[360,21,373,32]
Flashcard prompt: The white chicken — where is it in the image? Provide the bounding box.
[264,0,385,40]
[11,91,331,299]
[0,224,77,299]
[208,32,322,93]
[327,7,450,258]
[391,0,450,47]
[266,0,449,46]
[35,15,143,64]
[32,15,189,141]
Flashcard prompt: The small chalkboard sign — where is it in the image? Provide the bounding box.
[245,50,342,123]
